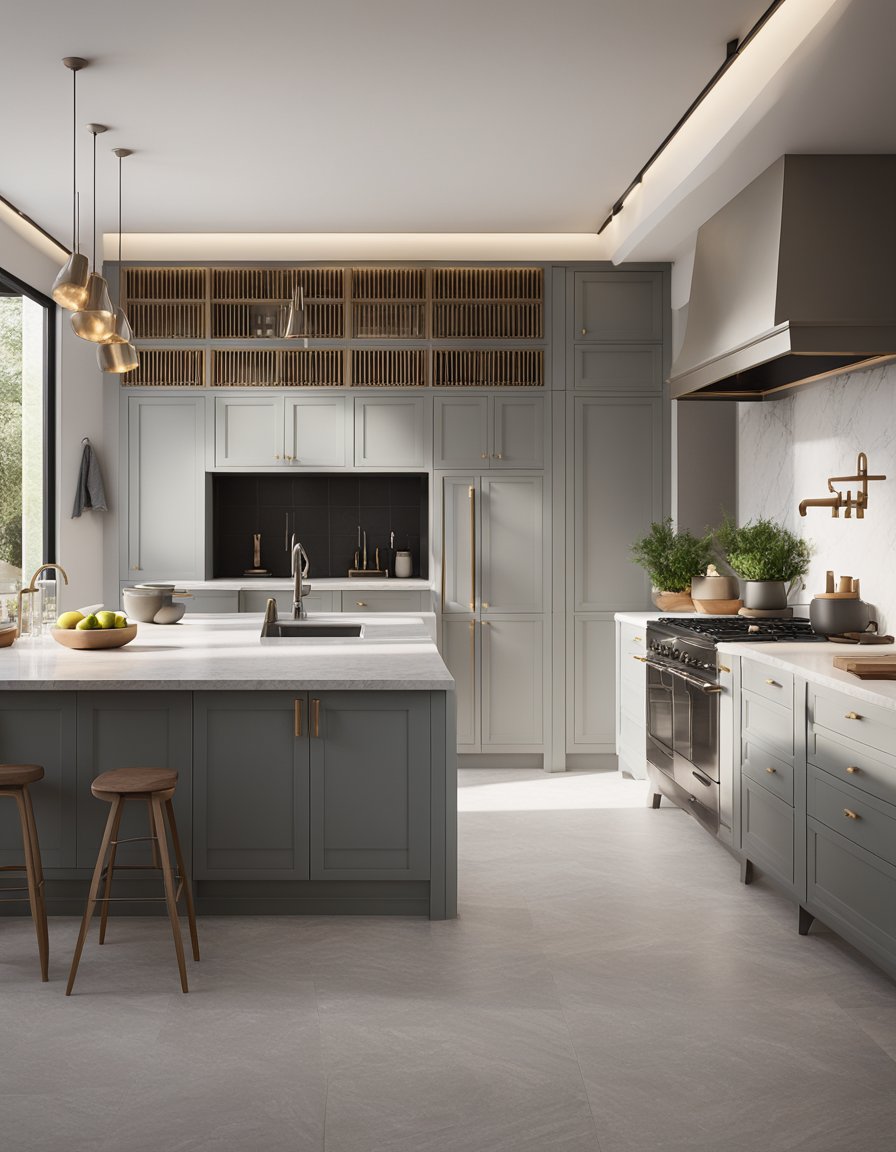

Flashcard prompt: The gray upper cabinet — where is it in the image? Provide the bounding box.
[354,394,429,469]
[572,395,663,612]
[434,394,545,469]
[124,395,206,581]
[214,394,350,469]
[574,271,663,343]
[214,394,280,467]
[574,345,663,392]
[284,395,352,467]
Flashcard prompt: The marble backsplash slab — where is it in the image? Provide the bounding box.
[737,361,896,635]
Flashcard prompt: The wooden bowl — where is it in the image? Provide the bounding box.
[51,624,138,650]
[693,598,744,615]
[652,591,694,612]
[0,622,16,648]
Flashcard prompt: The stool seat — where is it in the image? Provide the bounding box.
[91,767,177,798]
[0,764,45,787]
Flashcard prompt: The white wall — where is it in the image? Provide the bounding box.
[0,216,107,610]
[738,361,896,633]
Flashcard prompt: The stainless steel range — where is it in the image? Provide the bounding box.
[644,616,825,839]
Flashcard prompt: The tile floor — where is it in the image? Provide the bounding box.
[2,767,895,1152]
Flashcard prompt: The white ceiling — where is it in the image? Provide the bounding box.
[1,0,894,262]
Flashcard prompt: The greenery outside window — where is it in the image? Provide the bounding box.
[0,266,55,590]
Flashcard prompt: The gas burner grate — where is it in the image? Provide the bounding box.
[655,617,827,642]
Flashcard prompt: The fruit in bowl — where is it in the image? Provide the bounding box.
[51,609,137,650]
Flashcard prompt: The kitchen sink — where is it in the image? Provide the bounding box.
[260,620,364,639]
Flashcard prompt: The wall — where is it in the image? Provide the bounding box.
[0,216,107,611]
[737,361,896,633]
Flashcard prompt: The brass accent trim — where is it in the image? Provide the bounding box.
[469,485,476,613]
[766,766,777,774]
[843,808,860,820]
[718,663,731,673]
[846,766,860,774]
[312,698,321,739]
[632,655,647,663]
[294,699,303,738]
[845,711,861,720]
[765,679,781,687]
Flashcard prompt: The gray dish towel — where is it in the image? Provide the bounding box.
[71,439,109,517]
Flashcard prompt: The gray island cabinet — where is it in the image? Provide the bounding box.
[0,615,456,919]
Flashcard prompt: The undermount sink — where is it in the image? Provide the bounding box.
[261,620,364,639]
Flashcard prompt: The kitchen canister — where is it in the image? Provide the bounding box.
[394,551,413,578]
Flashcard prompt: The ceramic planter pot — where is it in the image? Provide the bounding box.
[742,580,788,611]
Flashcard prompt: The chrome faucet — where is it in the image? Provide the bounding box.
[291,541,310,619]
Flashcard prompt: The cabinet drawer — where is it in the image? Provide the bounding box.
[742,691,793,759]
[240,589,336,615]
[341,590,427,613]
[742,738,794,806]
[620,623,647,652]
[742,661,793,709]
[808,727,896,809]
[621,649,646,693]
[809,686,896,758]
[807,821,896,958]
[742,776,794,886]
[808,764,896,868]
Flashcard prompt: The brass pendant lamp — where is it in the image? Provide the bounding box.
[51,58,90,310]
[98,148,139,373]
[71,123,115,342]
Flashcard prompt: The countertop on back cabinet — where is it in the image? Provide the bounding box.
[717,640,896,711]
[150,578,433,593]
[0,613,453,693]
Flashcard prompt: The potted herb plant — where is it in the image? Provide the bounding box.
[630,519,714,611]
[714,517,811,610]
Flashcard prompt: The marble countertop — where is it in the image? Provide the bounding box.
[0,613,454,692]
[717,640,896,711]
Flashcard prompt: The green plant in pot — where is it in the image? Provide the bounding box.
[714,517,811,611]
[631,519,714,611]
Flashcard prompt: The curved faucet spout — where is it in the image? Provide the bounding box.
[798,497,841,517]
[27,562,70,590]
[291,543,310,619]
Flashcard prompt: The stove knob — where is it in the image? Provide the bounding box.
[672,648,680,660]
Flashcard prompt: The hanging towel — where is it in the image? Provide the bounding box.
[71,439,109,518]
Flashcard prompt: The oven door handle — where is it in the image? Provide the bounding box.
[642,657,724,694]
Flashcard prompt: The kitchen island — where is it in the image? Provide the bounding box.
[0,614,456,919]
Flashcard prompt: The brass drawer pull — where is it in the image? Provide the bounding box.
[766,766,777,774]
[312,698,320,738]
[846,765,860,775]
[633,636,643,643]
[843,808,860,820]
[294,698,303,737]
[356,601,367,607]
[845,711,862,720]
[765,679,781,687]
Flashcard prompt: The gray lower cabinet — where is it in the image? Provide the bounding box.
[194,690,431,884]
[0,692,77,869]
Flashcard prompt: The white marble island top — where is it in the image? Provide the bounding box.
[0,613,454,692]
[717,640,896,711]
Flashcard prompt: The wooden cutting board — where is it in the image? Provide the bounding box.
[833,655,896,679]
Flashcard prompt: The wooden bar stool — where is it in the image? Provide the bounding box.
[0,764,49,982]
[66,767,199,995]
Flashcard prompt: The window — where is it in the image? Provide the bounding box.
[0,267,55,587]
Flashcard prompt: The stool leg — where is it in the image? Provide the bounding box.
[67,796,121,996]
[151,795,188,993]
[146,798,161,868]
[15,789,49,982]
[165,797,200,962]
[21,787,50,976]
[98,799,125,945]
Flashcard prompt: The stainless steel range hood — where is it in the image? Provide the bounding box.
[669,155,896,400]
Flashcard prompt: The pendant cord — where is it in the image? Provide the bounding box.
[92,128,97,271]
[117,152,123,309]
[72,67,78,252]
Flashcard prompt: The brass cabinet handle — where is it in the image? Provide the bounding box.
[581,327,587,336]
[843,808,860,820]
[766,766,777,774]
[482,601,489,610]
[285,454,294,462]
[469,485,476,613]
[480,453,488,459]
[312,698,320,738]
[846,765,860,775]
[632,655,647,663]
[634,636,643,643]
[356,601,367,607]
[494,453,503,460]
[469,619,475,685]
[845,711,861,720]
[294,698,303,738]
[274,453,281,460]
[765,679,781,687]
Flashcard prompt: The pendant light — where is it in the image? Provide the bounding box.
[51,58,90,310]
[71,123,115,343]
[283,279,308,346]
[98,148,139,373]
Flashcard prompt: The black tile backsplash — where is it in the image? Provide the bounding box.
[213,474,429,579]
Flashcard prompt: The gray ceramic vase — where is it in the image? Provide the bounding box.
[742,580,788,611]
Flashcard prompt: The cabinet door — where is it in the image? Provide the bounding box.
[481,617,544,749]
[440,617,479,749]
[239,589,336,615]
[480,475,543,613]
[125,395,206,581]
[573,396,662,611]
[441,476,478,614]
[76,693,192,870]
[193,692,309,880]
[569,615,616,751]
[0,693,77,869]
[354,395,427,469]
[492,394,544,468]
[285,395,351,468]
[434,395,490,468]
[574,271,663,342]
[214,394,282,467]
[574,345,663,393]
[309,692,431,880]
[742,775,794,889]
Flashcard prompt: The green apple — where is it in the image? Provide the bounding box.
[76,614,100,631]
[113,613,129,629]
[56,611,84,630]
[95,611,117,630]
